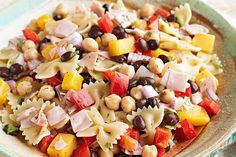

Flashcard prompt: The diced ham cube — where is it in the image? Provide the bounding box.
[47,106,68,126]
[55,20,78,38]
[161,69,188,92]
[70,89,95,110]
[54,136,68,150]
[16,107,37,121]
[70,109,93,133]
[91,0,105,17]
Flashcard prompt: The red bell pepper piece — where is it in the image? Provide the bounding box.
[155,8,170,19]
[175,87,192,99]
[126,128,140,142]
[98,14,114,33]
[181,119,197,140]
[157,147,166,157]
[174,127,188,141]
[142,50,152,57]
[71,141,90,157]
[70,89,95,110]
[153,127,172,149]
[118,134,138,151]
[83,136,97,146]
[47,76,61,87]
[22,28,38,44]
[147,15,159,30]
[104,70,129,96]
[199,98,221,115]
[38,134,57,153]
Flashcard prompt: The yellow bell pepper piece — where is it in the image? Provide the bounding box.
[47,133,77,157]
[132,19,147,30]
[61,71,84,91]
[37,14,53,30]
[109,37,135,56]
[152,48,175,60]
[177,105,210,126]
[41,44,59,61]
[0,79,11,106]
[195,69,218,87]
[191,34,215,53]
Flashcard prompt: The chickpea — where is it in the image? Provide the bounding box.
[111,145,120,155]
[22,40,36,52]
[130,85,143,100]
[160,89,175,104]
[121,96,136,113]
[98,149,114,157]
[24,48,39,61]
[139,3,155,18]
[142,145,158,157]
[17,81,32,96]
[54,3,69,17]
[148,58,164,74]
[38,85,55,100]
[82,38,99,52]
[118,64,135,79]
[105,94,121,111]
[101,33,117,46]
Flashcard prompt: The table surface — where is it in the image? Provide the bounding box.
[0,0,235,157]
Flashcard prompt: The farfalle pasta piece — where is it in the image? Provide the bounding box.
[127,106,164,144]
[197,52,223,75]
[0,109,17,126]
[99,99,116,123]
[72,9,98,33]
[84,81,110,108]
[77,107,129,152]
[160,40,201,52]
[7,93,21,112]
[34,56,79,79]
[172,3,192,26]
[94,59,122,72]
[88,70,104,81]
[21,125,50,145]
[158,19,182,38]
[0,48,21,61]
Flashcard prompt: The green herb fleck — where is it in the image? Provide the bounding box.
[74,50,79,56]
[18,97,24,105]
[176,16,183,26]
[212,62,223,69]
[164,125,177,130]
[17,40,24,51]
[105,142,111,149]
[3,124,19,136]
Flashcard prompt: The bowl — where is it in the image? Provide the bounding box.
[0,0,236,156]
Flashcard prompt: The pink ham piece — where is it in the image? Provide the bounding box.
[70,109,93,133]
[66,32,83,47]
[54,136,68,150]
[171,97,185,110]
[47,106,68,126]
[16,107,37,121]
[55,20,78,38]
[97,50,110,59]
[57,47,67,57]
[161,69,188,92]
[127,53,151,63]
[91,0,105,17]
[78,52,98,70]
[20,113,37,129]
[141,85,158,99]
[199,77,217,93]
[27,59,41,70]
[182,24,209,35]
[31,104,48,127]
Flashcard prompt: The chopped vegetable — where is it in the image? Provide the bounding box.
[108,37,135,56]
[132,19,147,30]
[195,69,218,87]
[0,79,11,106]
[71,141,90,157]
[38,134,57,153]
[147,15,158,30]
[175,119,196,140]
[126,128,140,142]
[41,44,59,61]
[70,89,95,110]
[22,28,38,44]
[199,98,221,115]
[61,71,84,91]
[37,14,53,30]
[191,34,215,53]
[83,136,97,146]
[17,97,24,105]
[104,70,129,96]
[47,133,77,157]
[175,87,192,99]
[118,133,138,151]
[152,48,175,60]
[47,75,62,87]
[177,105,210,126]
[3,124,19,136]
[155,8,170,19]
[153,127,172,149]
[98,14,114,33]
